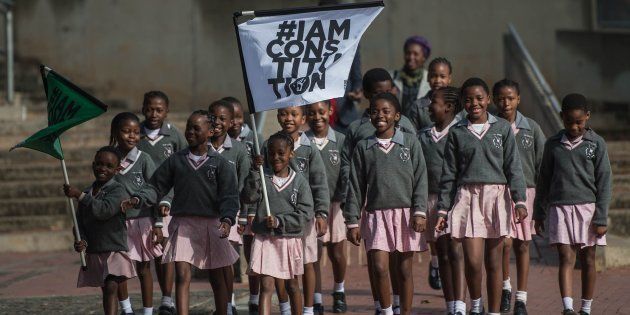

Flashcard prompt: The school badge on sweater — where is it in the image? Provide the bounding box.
[491,134,503,149]
[399,147,410,162]
[162,144,174,157]
[329,150,340,165]
[521,134,533,150]
[585,143,597,159]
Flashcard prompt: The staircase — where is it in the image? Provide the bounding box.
[0,106,189,252]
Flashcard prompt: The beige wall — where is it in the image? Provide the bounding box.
[12,0,591,111]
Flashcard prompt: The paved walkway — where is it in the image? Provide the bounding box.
[0,238,628,314]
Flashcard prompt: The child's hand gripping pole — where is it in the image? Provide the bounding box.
[61,159,87,269]
[249,113,271,217]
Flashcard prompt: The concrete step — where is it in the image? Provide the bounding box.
[608,209,630,237]
[0,197,68,217]
[0,161,92,181]
[0,214,71,233]
[0,179,92,199]
[604,233,630,269]
[0,230,74,253]
[612,186,630,209]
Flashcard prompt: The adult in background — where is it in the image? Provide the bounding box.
[391,35,432,118]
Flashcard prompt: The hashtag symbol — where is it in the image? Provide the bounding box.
[276,21,297,41]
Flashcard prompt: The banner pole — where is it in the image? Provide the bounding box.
[61,158,87,268]
[234,13,272,217]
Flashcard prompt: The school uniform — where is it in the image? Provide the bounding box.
[209,136,251,245]
[391,68,431,117]
[340,110,418,207]
[261,133,330,264]
[533,129,612,248]
[76,179,136,287]
[344,130,428,253]
[305,127,347,243]
[232,124,260,236]
[137,121,187,237]
[507,112,545,241]
[115,147,163,261]
[437,114,527,239]
[407,93,433,132]
[241,168,313,279]
[137,148,240,270]
[418,118,459,242]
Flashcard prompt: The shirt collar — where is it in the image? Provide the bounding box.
[367,129,405,148]
[456,112,498,127]
[122,147,140,163]
[305,128,337,143]
[514,111,531,130]
[298,132,312,146]
[141,121,173,136]
[240,124,252,138]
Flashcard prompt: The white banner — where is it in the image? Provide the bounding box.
[238,5,383,112]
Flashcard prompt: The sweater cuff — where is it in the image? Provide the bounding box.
[346,223,359,229]
[221,217,234,226]
[437,210,448,218]
[514,202,527,210]
[159,200,171,208]
[238,217,248,225]
[412,207,426,217]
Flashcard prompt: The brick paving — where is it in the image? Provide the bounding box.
[1,238,629,314]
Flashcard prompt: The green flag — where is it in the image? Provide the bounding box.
[11,65,108,159]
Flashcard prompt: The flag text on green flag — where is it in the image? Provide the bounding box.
[11,66,108,159]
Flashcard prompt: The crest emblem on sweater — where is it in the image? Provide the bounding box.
[399,148,410,162]
[329,150,340,165]
[245,142,253,156]
[162,144,174,157]
[521,134,533,150]
[207,165,217,181]
[585,143,596,159]
[296,157,308,173]
[491,134,503,149]
[132,171,144,187]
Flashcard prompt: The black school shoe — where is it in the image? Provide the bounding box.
[158,305,177,315]
[468,308,484,315]
[314,303,324,315]
[562,309,578,315]
[500,289,511,312]
[332,292,347,313]
[428,263,442,290]
[578,311,589,315]
[513,300,527,315]
[248,303,259,315]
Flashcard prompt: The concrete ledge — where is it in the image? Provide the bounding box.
[609,209,630,237]
[605,234,630,269]
[0,230,73,253]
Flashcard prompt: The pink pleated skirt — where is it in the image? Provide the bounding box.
[360,207,426,253]
[77,251,137,288]
[320,202,346,244]
[509,188,536,241]
[162,216,239,270]
[161,215,172,238]
[228,223,243,245]
[449,184,512,239]
[424,194,449,242]
[303,219,318,264]
[249,234,304,279]
[548,203,607,248]
[126,217,163,261]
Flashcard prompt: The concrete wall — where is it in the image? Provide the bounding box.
[12,0,591,110]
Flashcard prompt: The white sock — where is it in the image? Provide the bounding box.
[393,295,400,307]
[303,306,314,315]
[471,298,483,313]
[487,313,500,315]
[431,255,439,268]
[334,281,345,292]
[227,303,233,315]
[249,294,259,305]
[314,292,323,304]
[120,298,133,314]
[143,307,153,315]
[563,297,574,310]
[447,300,455,313]
[393,303,401,315]
[455,300,466,313]
[515,291,527,304]
[161,296,174,307]
[231,293,236,305]
[374,300,381,311]
[503,278,512,291]
[381,305,394,315]
[581,299,593,314]
[280,301,291,315]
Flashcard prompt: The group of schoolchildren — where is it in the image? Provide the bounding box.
[64,35,612,315]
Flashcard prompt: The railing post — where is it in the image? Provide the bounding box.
[6,7,14,104]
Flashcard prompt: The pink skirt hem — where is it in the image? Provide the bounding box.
[360,208,426,253]
[248,234,304,279]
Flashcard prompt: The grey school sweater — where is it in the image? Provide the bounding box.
[418,120,459,194]
[114,147,160,221]
[339,110,418,207]
[344,130,428,225]
[511,112,546,187]
[77,179,129,253]
[407,95,433,132]
[241,168,314,236]
[436,114,527,213]
[305,128,346,202]
[210,136,251,221]
[533,129,612,226]
[261,132,330,216]
[138,148,240,223]
[233,124,262,157]
[137,121,188,165]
